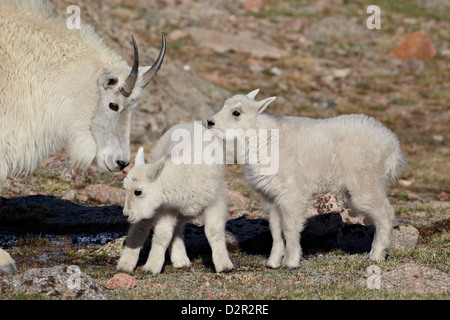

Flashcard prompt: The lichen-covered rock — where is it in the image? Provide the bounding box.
[2,266,111,300]
[391,225,419,250]
[94,236,126,258]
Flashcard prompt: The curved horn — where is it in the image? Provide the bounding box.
[142,32,166,88]
[120,35,139,98]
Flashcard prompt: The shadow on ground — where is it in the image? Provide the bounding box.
[0,195,374,269]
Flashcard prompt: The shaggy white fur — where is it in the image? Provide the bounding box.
[117,123,234,274]
[207,89,407,268]
[0,0,165,273]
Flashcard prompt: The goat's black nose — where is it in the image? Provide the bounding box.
[116,160,130,170]
[207,119,215,127]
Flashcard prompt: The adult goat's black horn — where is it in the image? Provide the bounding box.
[141,32,166,88]
[120,35,139,98]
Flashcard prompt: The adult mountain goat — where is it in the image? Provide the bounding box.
[207,89,407,268]
[0,0,166,274]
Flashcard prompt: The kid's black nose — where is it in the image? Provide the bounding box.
[207,119,215,127]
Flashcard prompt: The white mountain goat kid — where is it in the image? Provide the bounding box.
[0,0,166,274]
[117,123,234,274]
[206,89,407,268]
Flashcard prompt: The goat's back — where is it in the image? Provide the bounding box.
[258,113,406,186]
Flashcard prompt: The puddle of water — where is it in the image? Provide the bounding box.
[0,232,125,247]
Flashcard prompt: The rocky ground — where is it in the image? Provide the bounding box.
[0,0,449,300]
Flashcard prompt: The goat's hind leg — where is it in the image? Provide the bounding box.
[348,188,394,261]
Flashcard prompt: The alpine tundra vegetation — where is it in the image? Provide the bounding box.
[0,0,166,273]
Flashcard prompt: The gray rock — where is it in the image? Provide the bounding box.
[381,263,449,294]
[184,27,288,59]
[391,225,419,250]
[1,266,112,300]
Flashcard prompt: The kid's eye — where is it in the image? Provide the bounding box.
[134,190,142,196]
[109,103,119,112]
[232,110,241,117]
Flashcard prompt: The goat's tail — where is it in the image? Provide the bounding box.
[386,147,408,183]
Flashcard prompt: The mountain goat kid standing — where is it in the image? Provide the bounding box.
[207,89,406,269]
[0,0,166,274]
[117,123,234,274]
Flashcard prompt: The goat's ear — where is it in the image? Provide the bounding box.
[147,157,165,181]
[246,88,260,100]
[256,96,277,113]
[99,74,119,90]
[135,147,146,166]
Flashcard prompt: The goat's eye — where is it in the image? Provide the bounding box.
[134,190,142,196]
[232,110,241,117]
[109,103,119,112]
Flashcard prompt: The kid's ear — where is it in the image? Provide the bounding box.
[147,157,165,181]
[246,88,260,100]
[256,96,277,113]
[135,147,146,166]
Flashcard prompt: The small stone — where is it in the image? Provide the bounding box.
[398,179,413,187]
[123,162,135,174]
[270,66,283,76]
[106,273,137,290]
[39,254,49,261]
[94,236,125,258]
[391,226,419,250]
[332,68,351,79]
[433,135,443,142]
[243,0,263,12]
[389,31,436,61]
[437,191,448,201]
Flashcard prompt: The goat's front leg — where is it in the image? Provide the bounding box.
[265,201,285,269]
[279,195,309,269]
[117,219,152,272]
[142,212,177,274]
[169,219,191,269]
[203,198,234,273]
